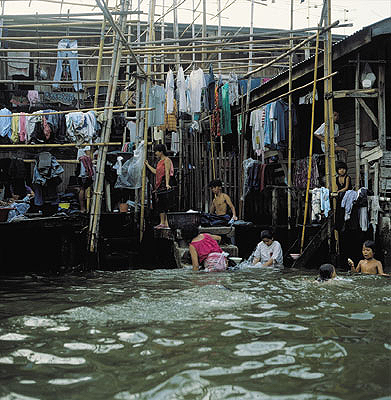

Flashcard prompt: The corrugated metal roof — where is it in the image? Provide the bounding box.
[248,17,391,106]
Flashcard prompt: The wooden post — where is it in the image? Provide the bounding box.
[326,0,339,258]
[272,188,278,227]
[139,0,156,242]
[355,53,361,188]
[377,63,386,151]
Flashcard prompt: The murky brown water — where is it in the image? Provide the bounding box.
[0,268,390,400]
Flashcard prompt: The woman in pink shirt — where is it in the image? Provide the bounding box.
[181,225,227,272]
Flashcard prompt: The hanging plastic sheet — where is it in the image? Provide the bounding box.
[114,141,145,189]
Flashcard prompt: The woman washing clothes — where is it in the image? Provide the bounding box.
[181,224,227,272]
[144,144,176,229]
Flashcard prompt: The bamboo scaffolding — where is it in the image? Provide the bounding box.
[238,71,337,116]
[0,142,121,148]
[88,0,130,254]
[287,0,293,230]
[243,20,339,79]
[139,0,156,242]
[326,0,339,257]
[93,19,107,110]
[96,0,146,78]
[0,107,153,117]
[300,27,320,254]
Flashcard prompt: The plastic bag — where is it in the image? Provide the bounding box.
[114,141,145,189]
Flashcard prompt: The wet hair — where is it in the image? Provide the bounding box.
[363,240,376,253]
[336,161,347,171]
[181,224,199,242]
[154,144,168,155]
[319,264,335,281]
[260,230,273,240]
[208,179,223,188]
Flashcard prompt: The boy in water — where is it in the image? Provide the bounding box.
[316,264,337,282]
[348,240,389,276]
[209,179,237,221]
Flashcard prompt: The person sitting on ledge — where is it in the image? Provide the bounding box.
[201,179,237,227]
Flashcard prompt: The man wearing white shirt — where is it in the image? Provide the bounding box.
[314,111,347,154]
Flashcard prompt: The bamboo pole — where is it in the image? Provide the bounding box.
[88,0,129,254]
[0,142,121,148]
[0,106,152,117]
[242,20,339,79]
[300,28,320,254]
[96,0,146,78]
[94,19,107,109]
[3,21,104,29]
[237,71,337,117]
[287,0,294,230]
[139,0,156,242]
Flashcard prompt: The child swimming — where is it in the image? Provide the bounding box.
[316,264,337,282]
[348,240,389,276]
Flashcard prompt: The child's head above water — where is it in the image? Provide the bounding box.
[181,224,200,242]
[318,264,336,281]
[362,240,376,259]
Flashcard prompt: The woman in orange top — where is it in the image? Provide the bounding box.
[145,144,175,228]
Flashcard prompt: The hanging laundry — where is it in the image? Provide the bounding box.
[211,84,221,137]
[153,127,164,141]
[250,108,265,155]
[165,69,175,114]
[0,108,12,139]
[171,131,179,155]
[221,83,232,136]
[11,113,20,143]
[264,103,273,147]
[341,190,358,221]
[311,188,322,222]
[299,90,318,104]
[159,97,177,132]
[7,52,30,77]
[65,111,98,146]
[148,85,165,127]
[177,66,187,113]
[270,99,296,146]
[19,113,27,143]
[356,187,368,231]
[294,156,319,189]
[205,63,215,112]
[27,90,39,107]
[189,68,206,114]
[228,72,239,106]
[53,39,83,92]
[127,121,137,143]
[368,196,381,239]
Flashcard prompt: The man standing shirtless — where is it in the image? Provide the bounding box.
[209,179,237,221]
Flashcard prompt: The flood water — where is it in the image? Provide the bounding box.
[0,268,390,400]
